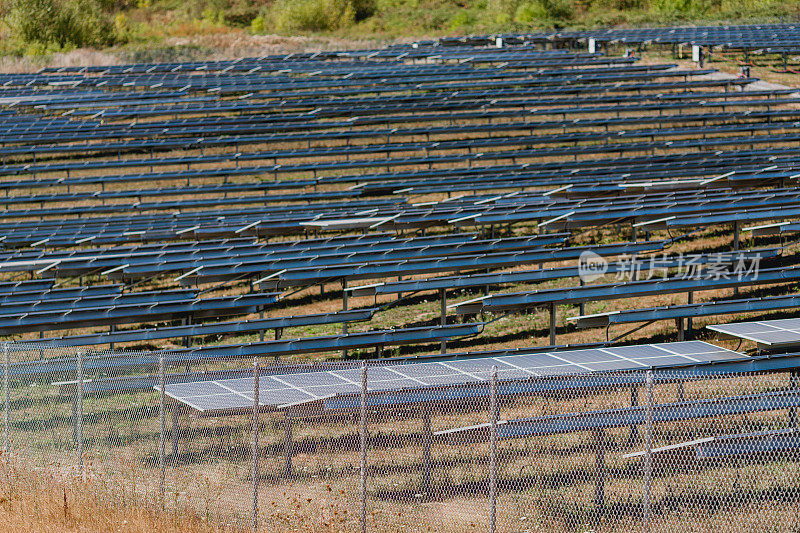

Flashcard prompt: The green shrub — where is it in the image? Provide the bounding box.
[650,0,711,17]
[514,1,548,23]
[486,0,517,20]
[448,10,476,30]
[512,0,572,24]
[250,14,267,34]
[269,0,374,32]
[5,0,119,51]
[591,0,644,10]
[200,6,225,24]
[545,0,573,20]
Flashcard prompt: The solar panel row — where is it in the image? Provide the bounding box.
[158,341,742,415]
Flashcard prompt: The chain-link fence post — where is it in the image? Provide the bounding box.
[3,342,9,458]
[489,365,498,533]
[252,359,260,532]
[284,413,293,478]
[360,361,367,533]
[159,352,166,508]
[643,370,654,532]
[790,370,799,429]
[77,349,84,473]
[422,405,432,498]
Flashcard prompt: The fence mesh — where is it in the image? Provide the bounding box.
[2,341,799,532]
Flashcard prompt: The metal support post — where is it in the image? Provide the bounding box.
[159,353,166,507]
[733,221,740,296]
[422,406,432,497]
[790,370,799,429]
[3,343,8,457]
[629,385,638,443]
[594,429,606,516]
[489,366,498,533]
[687,291,693,337]
[77,350,84,473]
[251,359,260,532]
[284,413,293,478]
[549,303,557,346]
[172,405,181,459]
[644,370,654,532]
[360,362,367,533]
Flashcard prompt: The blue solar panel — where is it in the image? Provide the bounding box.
[159,341,744,415]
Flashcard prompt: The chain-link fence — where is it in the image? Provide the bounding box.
[2,341,799,532]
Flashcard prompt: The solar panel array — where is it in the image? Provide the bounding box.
[1,32,800,415]
[559,24,800,55]
[442,25,800,63]
[7,34,800,533]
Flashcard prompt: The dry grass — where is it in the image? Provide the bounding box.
[0,460,229,533]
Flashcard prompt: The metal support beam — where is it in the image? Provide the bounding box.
[549,303,557,346]
[687,291,694,337]
[676,317,685,341]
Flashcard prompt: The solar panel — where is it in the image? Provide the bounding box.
[15,324,481,378]
[572,294,800,328]
[453,266,799,314]
[708,317,800,348]
[33,308,377,348]
[556,24,800,55]
[159,341,744,415]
